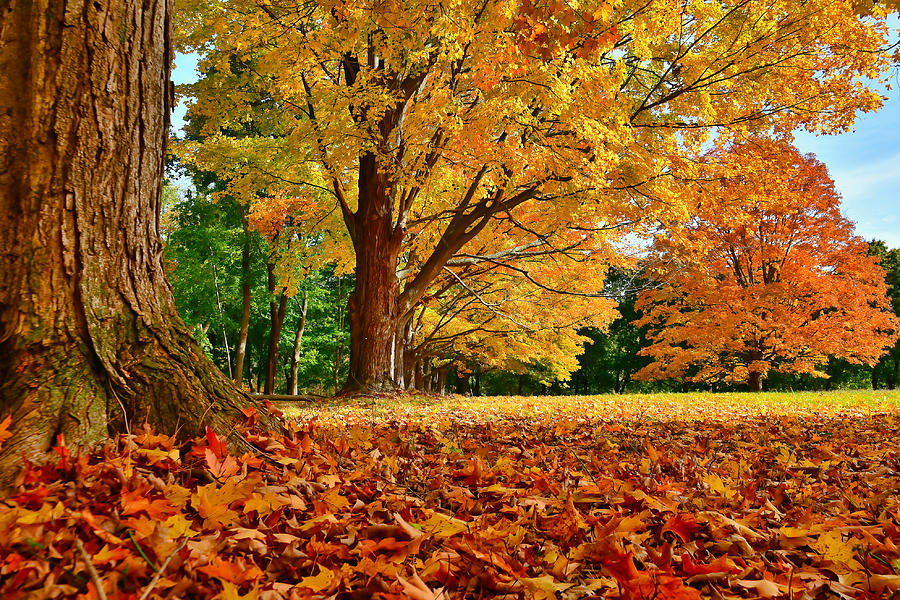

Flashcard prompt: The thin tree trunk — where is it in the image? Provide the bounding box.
[458,370,471,395]
[286,291,308,395]
[233,207,252,386]
[436,367,448,396]
[423,360,432,393]
[0,0,271,484]
[210,258,232,378]
[264,262,288,395]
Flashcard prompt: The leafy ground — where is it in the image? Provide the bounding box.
[2,390,900,599]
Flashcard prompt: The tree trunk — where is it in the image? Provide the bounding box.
[0,0,271,483]
[422,360,433,394]
[342,154,404,394]
[233,206,252,386]
[264,262,289,394]
[436,367,448,396]
[458,370,471,395]
[286,291,308,395]
[748,371,764,392]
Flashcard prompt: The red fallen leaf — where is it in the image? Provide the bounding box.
[681,553,735,576]
[452,457,484,483]
[662,513,702,543]
[205,426,227,459]
[240,406,259,425]
[262,400,284,418]
[205,447,239,477]
[52,434,70,468]
[625,574,703,600]
[4,553,23,570]
[602,550,639,582]
[120,486,177,518]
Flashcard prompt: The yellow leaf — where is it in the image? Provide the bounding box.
[322,487,349,511]
[811,530,861,573]
[522,575,575,600]
[299,566,335,592]
[421,512,468,539]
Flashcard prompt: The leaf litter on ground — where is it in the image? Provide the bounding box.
[2,391,900,599]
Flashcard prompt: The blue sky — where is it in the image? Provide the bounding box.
[794,83,900,248]
[172,53,900,249]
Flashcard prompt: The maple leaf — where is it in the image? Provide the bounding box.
[198,556,263,584]
[299,565,337,592]
[663,514,702,543]
[0,415,12,449]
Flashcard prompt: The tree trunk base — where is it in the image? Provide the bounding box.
[0,328,278,488]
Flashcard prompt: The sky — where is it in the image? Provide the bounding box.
[794,83,900,248]
[171,52,900,249]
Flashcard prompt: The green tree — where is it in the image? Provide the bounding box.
[869,241,900,389]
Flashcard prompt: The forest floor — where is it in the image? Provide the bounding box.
[3,390,900,599]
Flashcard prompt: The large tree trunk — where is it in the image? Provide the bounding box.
[436,367,448,396]
[0,0,270,483]
[343,155,403,393]
[233,206,252,386]
[748,371,764,392]
[286,291,308,395]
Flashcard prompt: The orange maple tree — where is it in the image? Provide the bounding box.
[634,138,899,391]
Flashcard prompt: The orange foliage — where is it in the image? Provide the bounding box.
[635,138,899,388]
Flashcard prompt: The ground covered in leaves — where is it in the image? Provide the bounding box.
[2,391,900,599]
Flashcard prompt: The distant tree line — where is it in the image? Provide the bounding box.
[164,164,900,396]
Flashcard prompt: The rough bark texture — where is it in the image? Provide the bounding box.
[0,0,272,484]
[233,208,252,386]
[343,155,403,393]
[286,291,308,396]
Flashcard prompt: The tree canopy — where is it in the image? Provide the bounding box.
[634,138,900,391]
[174,0,897,391]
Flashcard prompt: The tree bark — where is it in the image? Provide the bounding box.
[422,360,433,394]
[0,0,272,483]
[343,154,403,393]
[233,206,252,386]
[748,371,764,392]
[436,367,448,396]
[286,291,308,395]
[264,262,289,394]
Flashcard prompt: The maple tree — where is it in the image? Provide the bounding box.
[634,139,899,391]
[399,247,620,391]
[0,0,281,483]
[175,0,896,393]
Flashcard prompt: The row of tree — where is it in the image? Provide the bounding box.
[166,140,900,396]
[173,0,900,394]
[3,0,899,479]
